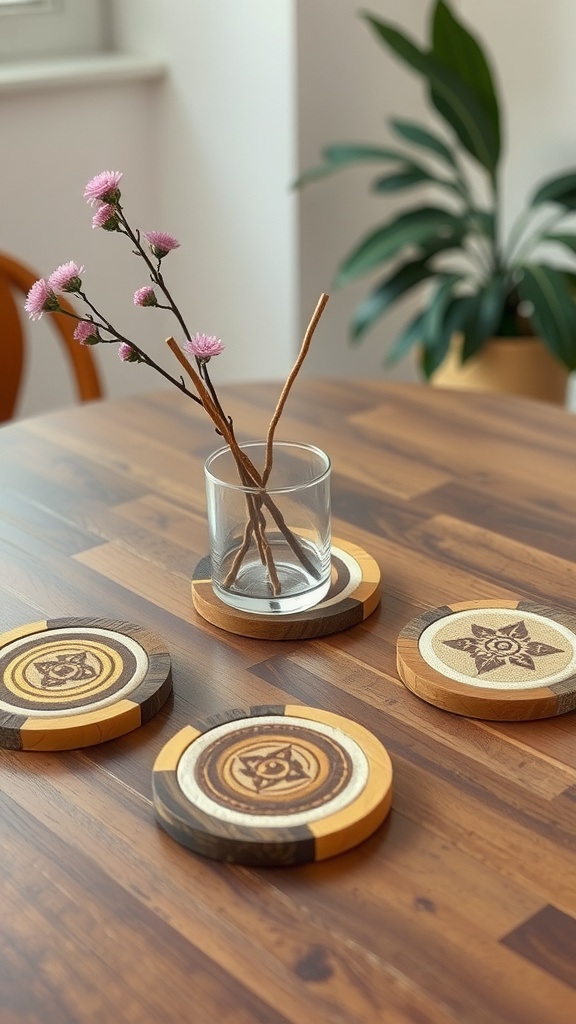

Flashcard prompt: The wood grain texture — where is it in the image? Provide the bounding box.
[1,380,576,1022]
[501,905,576,990]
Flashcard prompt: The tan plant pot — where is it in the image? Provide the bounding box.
[431,336,569,405]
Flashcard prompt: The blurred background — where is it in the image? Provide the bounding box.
[2,0,576,418]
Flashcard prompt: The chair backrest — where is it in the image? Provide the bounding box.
[0,251,103,423]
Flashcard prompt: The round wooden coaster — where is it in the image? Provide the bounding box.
[191,538,381,639]
[0,617,172,751]
[153,704,393,865]
[397,599,576,720]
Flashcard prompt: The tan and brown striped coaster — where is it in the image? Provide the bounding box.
[0,617,172,750]
[191,537,381,639]
[153,704,393,865]
[397,599,576,720]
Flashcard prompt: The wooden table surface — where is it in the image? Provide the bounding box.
[1,378,576,1024]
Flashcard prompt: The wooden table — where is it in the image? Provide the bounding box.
[1,379,576,1024]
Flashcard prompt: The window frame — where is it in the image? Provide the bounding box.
[0,0,107,62]
[0,2,56,12]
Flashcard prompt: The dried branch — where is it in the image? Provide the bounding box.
[262,293,329,486]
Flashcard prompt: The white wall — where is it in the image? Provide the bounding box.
[2,0,297,419]
[113,0,298,387]
[1,77,164,418]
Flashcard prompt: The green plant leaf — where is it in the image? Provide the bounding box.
[322,143,409,163]
[372,167,441,192]
[385,310,428,366]
[423,274,464,343]
[294,143,418,187]
[421,344,444,379]
[390,119,457,165]
[293,165,341,187]
[372,165,461,196]
[419,277,466,377]
[517,265,576,369]
[530,172,576,209]
[421,336,453,378]
[563,272,576,302]
[417,231,467,262]
[460,278,506,361]
[544,233,576,256]
[335,206,463,287]
[466,209,496,240]
[421,293,480,377]
[362,13,500,175]
[350,259,435,340]
[430,0,500,155]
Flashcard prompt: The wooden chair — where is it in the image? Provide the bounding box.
[0,251,103,422]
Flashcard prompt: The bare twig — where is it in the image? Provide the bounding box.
[165,312,328,591]
[166,337,281,593]
[263,293,329,486]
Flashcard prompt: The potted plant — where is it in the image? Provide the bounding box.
[299,0,576,403]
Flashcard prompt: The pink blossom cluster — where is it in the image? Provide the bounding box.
[92,204,119,231]
[49,261,84,293]
[133,286,158,307]
[24,279,59,320]
[74,321,99,345]
[85,172,181,263]
[184,333,225,362]
[24,261,85,319]
[144,231,180,260]
[25,171,226,374]
[83,170,123,206]
[85,171,123,233]
[118,342,141,363]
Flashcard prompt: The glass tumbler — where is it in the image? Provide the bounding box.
[204,441,331,615]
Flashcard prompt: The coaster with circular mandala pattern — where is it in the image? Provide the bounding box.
[397,599,576,720]
[191,537,381,639]
[0,617,172,750]
[153,704,393,865]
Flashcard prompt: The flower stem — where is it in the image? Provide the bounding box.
[116,207,193,343]
[61,298,203,405]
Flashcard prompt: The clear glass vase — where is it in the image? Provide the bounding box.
[204,441,331,615]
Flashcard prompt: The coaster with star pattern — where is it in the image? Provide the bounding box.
[152,704,393,865]
[396,599,576,720]
[0,617,172,750]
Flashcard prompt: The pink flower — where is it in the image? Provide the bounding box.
[133,286,158,307]
[92,203,120,231]
[183,333,225,362]
[73,321,99,345]
[118,342,141,363]
[144,231,180,259]
[24,278,60,320]
[84,170,123,206]
[48,261,85,293]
